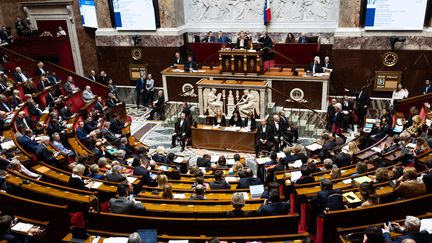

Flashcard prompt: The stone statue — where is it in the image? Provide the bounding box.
[237,89,257,116]
[207,88,223,115]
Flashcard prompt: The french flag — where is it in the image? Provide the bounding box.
[264,0,271,26]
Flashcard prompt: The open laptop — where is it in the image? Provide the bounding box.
[137,229,157,243]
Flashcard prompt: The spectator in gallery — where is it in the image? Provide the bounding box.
[87,69,97,81]
[145,73,155,107]
[215,31,231,43]
[307,56,323,74]
[184,55,198,72]
[64,76,79,95]
[391,83,409,105]
[201,31,215,43]
[236,31,249,49]
[99,70,110,85]
[172,52,184,67]
[83,85,95,103]
[135,71,146,109]
[108,78,119,98]
[13,66,29,83]
[421,79,432,94]
[57,26,66,37]
[0,26,13,45]
[285,32,296,43]
[322,56,333,70]
[35,61,47,76]
[298,32,308,43]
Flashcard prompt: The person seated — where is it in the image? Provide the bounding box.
[319,134,337,161]
[243,111,256,131]
[68,164,87,190]
[358,181,378,208]
[19,129,38,153]
[63,76,79,95]
[0,94,11,113]
[322,56,333,71]
[413,138,430,157]
[197,154,211,168]
[201,31,215,43]
[226,192,250,217]
[82,85,95,103]
[362,226,386,243]
[9,90,22,109]
[190,184,206,200]
[98,71,110,85]
[162,184,173,199]
[156,174,168,188]
[211,109,226,126]
[88,164,105,180]
[285,32,296,43]
[330,167,342,180]
[215,31,231,43]
[421,159,432,193]
[298,32,308,43]
[310,179,345,217]
[36,75,49,92]
[172,52,184,67]
[101,121,122,146]
[332,148,351,168]
[8,159,40,179]
[113,150,127,165]
[59,103,74,121]
[229,110,243,127]
[109,184,145,214]
[393,167,426,199]
[36,136,60,165]
[27,98,42,119]
[15,111,36,131]
[13,66,28,83]
[147,90,164,120]
[133,158,152,186]
[106,165,127,183]
[307,56,323,74]
[215,155,228,169]
[236,31,249,49]
[0,215,43,242]
[292,144,307,164]
[373,167,389,183]
[256,119,274,156]
[351,162,368,176]
[184,55,198,72]
[107,78,119,98]
[295,168,315,184]
[261,182,280,199]
[152,146,167,163]
[383,216,431,243]
[110,114,129,134]
[237,168,262,189]
[171,112,190,152]
[209,170,230,190]
[106,92,120,108]
[257,189,289,216]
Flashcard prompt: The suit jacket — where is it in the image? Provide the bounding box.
[110,118,125,134]
[236,38,249,49]
[236,177,263,189]
[172,57,185,66]
[28,104,40,117]
[332,152,351,168]
[257,201,290,216]
[106,173,126,182]
[322,62,333,69]
[95,101,104,114]
[384,231,431,243]
[257,125,273,141]
[48,75,60,85]
[0,102,11,112]
[15,117,36,130]
[154,95,164,108]
[298,36,308,43]
[421,84,432,94]
[84,120,97,134]
[394,180,426,199]
[63,81,75,94]
[45,92,56,108]
[307,63,323,73]
[76,127,90,143]
[229,117,243,127]
[196,157,211,168]
[184,60,198,71]
[47,121,64,136]
[98,76,109,86]
[133,166,152,186]
[135,78,145,93]
[13,71,28,83]
[201,36,216,42]
[174,119,190,136]
[109,197,145,214]
[311,189,345,212]
[320,140,337,160]
[87,75,97,82]
[35,67,46,76]
[37,79,48,91]
[243,118,257,130]
[36,143,56,163]
[296,176,315,184]
[60,107,73,121]
[356,90,371,108]
[422,170,432,193]
[209,180,231,190]
[211,116,226,126]
[10,96,22,109]
[270,121,287,138]
[106,97,117,108]
[342,100,354,111]
[19,135,39,153]
[101,127,121,145]
[68,175,86,190]
[216,35,231,43]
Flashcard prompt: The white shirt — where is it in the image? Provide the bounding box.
[391,88,409,105]
[19,72,28,82]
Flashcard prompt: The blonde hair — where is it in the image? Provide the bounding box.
[157,174,168,187]
[232,162,244,174]
[162,184,173,199]
[375,167,389,182]
[231,192,245,209]
[347,141,359,156]
[330,168,342,179]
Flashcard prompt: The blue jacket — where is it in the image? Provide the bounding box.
[136,78,145,93]
[19,135,39,153]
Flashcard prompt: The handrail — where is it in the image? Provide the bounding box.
[266,86,319,115]
[261,46,295,64]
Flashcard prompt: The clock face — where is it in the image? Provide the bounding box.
[131,48,142,61]
[382,51,398,67]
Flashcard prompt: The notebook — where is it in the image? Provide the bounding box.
[250,184,264,198]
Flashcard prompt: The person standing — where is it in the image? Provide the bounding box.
[135,71,145,109]
[356,86,370,128]
[145,73,155,107]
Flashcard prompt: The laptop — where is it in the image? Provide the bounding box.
[249,184,265,198]
[137,229,157,243]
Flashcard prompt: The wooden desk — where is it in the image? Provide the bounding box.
[138,191,249,200]
[191,125,256,153]
[219,49,262,74]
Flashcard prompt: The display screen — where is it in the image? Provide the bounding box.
[79,0,98,28]
[112,0,157,30]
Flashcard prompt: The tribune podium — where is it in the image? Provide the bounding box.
[219,49,262,75]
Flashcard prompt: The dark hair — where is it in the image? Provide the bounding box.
[238,169,246,178]
[359,182,375,201]
[214,170,224,181]
[167,153,175,162]
[320,179,333,191]
[195,176,204,185]
[365,226,385,243]
[245,168,253,177]
[269,189,280,202]
[268,182,280,190]
[301,167,311,176]
[217,156,226,166]
[208,238,220,243]
[0,215,12,234]
[170,169,181,180]
[356,162,368,174]
[426,159,432,169]
[194,170,204,178]
[270,151,277,161]
[117,184,129,197]
[131,157,141,167]
[234,154,241,161]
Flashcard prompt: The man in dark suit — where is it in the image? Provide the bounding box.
[257,32,273,60]
[201,31,215,42]
[135,71,145,109]
[422,159,432,193]
[271,114,291,152]
[197,154,211,168]
[215,31,231,43]
[36,136,59,165]
[35,62,47,76]
[94,96,104,115]
[332,148,351,168]
[257,189,289,216]
[37,75,49,91]
[19,129,39,153]
[171,112,190,152]
[279,111,298,143]
[87,70,97,82]
[76,121,90,144]
[320,134,337,161]
[106,93,119,108]
[101,121,121,146]
[256,119,274,156]
[45,89,57,108]
[47,71,60,85]
[307,56,323,73]
[15,111,36,131]
[13,66,28,83]
[98,70,109,85]
[421,79,432,95]
[310,179,344,215]
[148,90,164,120]
[341,95,354,131]
[295,168,315,184]
[237,168,262,189]
[298,32,308,43]
[209,170,231,190]
[133,158,153,186]
[60,103,74,120]
[184,55,198,72]
[356,87,371,128]
[172,52,184,67]
[109,184,145,214]
[0,94,11,113]
[322,56,333,70]
[110,114,129,134]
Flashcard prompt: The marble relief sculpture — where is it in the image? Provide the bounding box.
[206,88,223,115]
[187,0,339,23]
[237,89,258,117]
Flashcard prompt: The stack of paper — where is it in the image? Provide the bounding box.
[250,184,264,198]
[306,143,322,151]
[256,157,271,165]
[277,152,286,158]
[342,178,353,184]
[126,177,138,184]
[174,157,184,163]
[159,166,170,171]
[371,147,382,153]
[103,237,128,243]
[353,176,373,184]
[420,218,432,234]
[86,181,103,189]
[291,171,302,181]
[173,193,186,199]
[289,160,303,168]
[11,222,34,233]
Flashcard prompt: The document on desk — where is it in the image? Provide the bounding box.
[371,147,382,153]
[256,157,271,165]
[174,157,184,163]
[277,152,286,158]
[226,158,235,165]
[241,192,250,200]
[159,166,170,171]
[86,181,103,189]
[250,184,264,198]
[420,218,432,234]
[11,222,34,233]
[354,176,373,184]
[306,143,322,151]
[289,160,303,168]
[343,191,361,203]
[1,140,15,150]
[103,237,128,243]
[126,177,138,184]
[290,171,302,181]
[342,178,353,184]
[173,193,186,199]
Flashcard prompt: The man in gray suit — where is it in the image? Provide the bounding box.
[145,73,155,107]
[109,184,145,214]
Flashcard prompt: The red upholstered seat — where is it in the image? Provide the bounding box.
[74,116,83,130]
